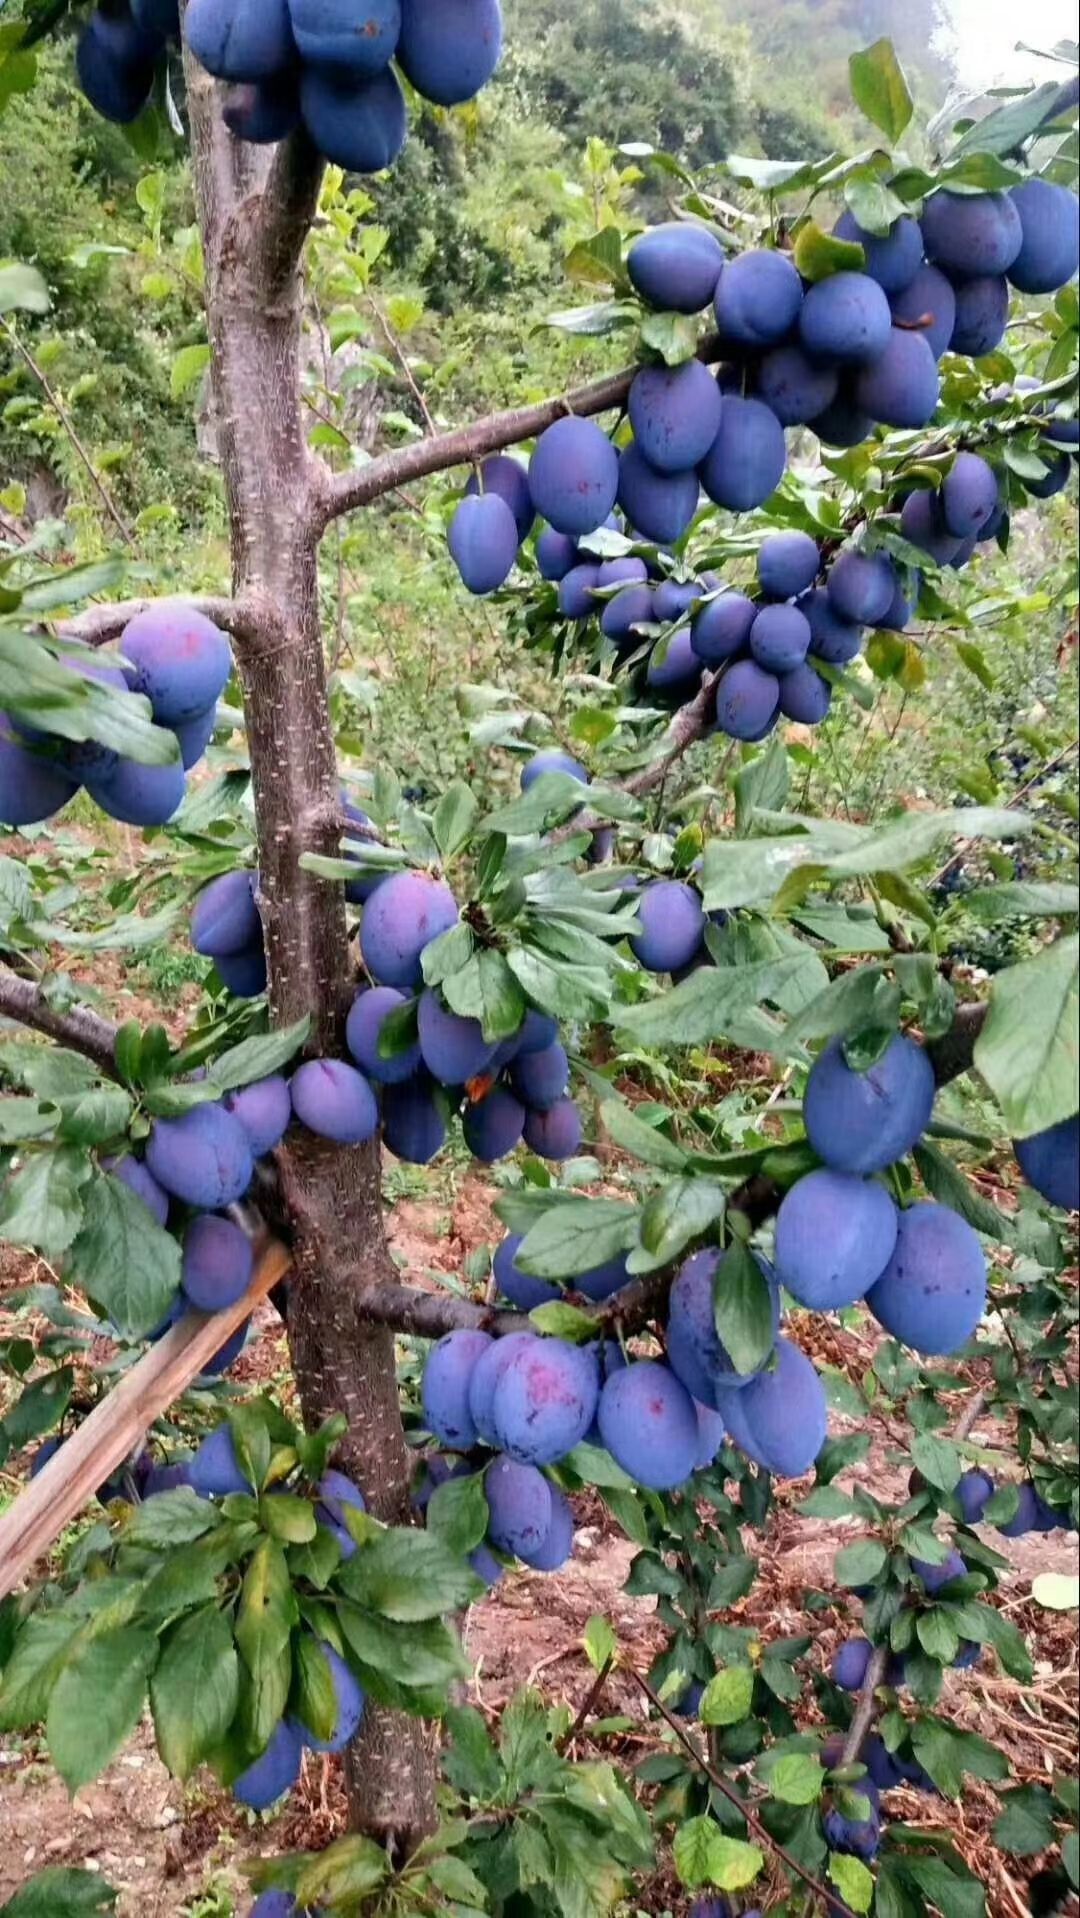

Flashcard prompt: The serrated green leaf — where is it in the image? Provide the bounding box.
[150,1605,238,1781]
[46,1627,157,1793]
[849,38,913,140]
[66,1173,180,1341]
[974,934,1079,1137]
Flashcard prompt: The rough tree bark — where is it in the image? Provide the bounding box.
[182,57,435,1849]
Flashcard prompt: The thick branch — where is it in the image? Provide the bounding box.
[926,1001,987,1086]
[55,593,267,648]
[248,128,325,305]
[0,968,119,1076]
[317,336,725,527]
[839,1646,889,1766]
[357,1267,672,1341]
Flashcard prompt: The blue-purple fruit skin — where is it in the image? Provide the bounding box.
[316,1468,366,1556]
[921,189,1022,278]
[799,272,892,364]
[462,1086,525,1162]
[173,703,218,768]
[735,1335,828,1478]
[835,211,924,293]
[493,1234,559,1311]
[809,386,874,448]
[804,1032,935,1174]
[1008,179,1080,293]
[597,556,648,590]
[347,987,421,1086]
[617,444,699,545]
[192,870,261,958]
[699,395,786,511]
[646,628,702,703]
[491,1335,598,1465]
[485,1454,553,1557]
[757,343,840,425]
[630,879,705,974]
[942,452,1000,538]
[750,603,810,673]
[288,0,400,74]
[911,1547,966,1594]
[832,1636,873,1690]
[598,1359,699,1489]
[381,1074,447,1163]
[822,1778,881,1860]
[1023,449,1071,498]
[714,660,780,741]
[693,1399,727,1469]
[900,488,963,565]
[956,1468,994,1524]
[779,662,831,723]
[181,1214,254,1312]
[76,12,156,123]
[359,871,458,989]
[417,989,496,1085]
[537,527,579,581]
[600,582,655,644]
[108,1154,170,1227]
[758,531,821,601]
[666,1247,778,1405]
[528,417,619,536]
[120,604,232,725]
[949,275,1009,357]
[222,74,300,143]
[996,1481,1040,1538]
[147,1104,254,1208]
[448,493,519,595]
[713,248,804,349]
[827,550,897,625]
[653,578,702,622]
[628,361,722,473]
[299,65,407,172]
[290,1059,378,1145]
[189,1425,250,1498]
[422,1329,492,1449]
[889,263,957,360]
[397,0,502,105]
[523,1097,582,1160]
[0,715,80,827]
[866,1200,987,1355]
[520,749,588,790]
[214,947,267,999]
[510,1040,569,1111]
[627,222,725,315]
[558,562,601,620]
[855,328,940,429]
[198,1318,251,1378]
[515,1008,559,1054]
[775,1169,898,1310]
[467,1331,536,1445]
[465,455,535,539]
[88,754,186,828]
[517,1482,575,1570]
[1013,1114,1079,1210]
[232,1718,303,1811]
[691,590,756,664]
[297,1641,365,1753]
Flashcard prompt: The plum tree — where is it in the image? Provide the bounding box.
[832,1636,874,1690]
[911,1548,966,1593]
[180,1214,254,1312]
[866,1201,988,1354]
[712,249,804,349]
[798,273,892,364]
[699,395,786,511]
[107,1153,170,1227]
[146,1104,254,1209]
[527,417,620,535]
[774,1169,899,1310]
[691,590,757,664]
[645,629,702,703]
[920,189,1022,276]
[627,361,722,473]
[484,1455,553,1558]
[87,753,186,828]
[600,580,656,643]
[289,1058,379,1144]
[596,1360,699,1489]
[191,870,262,959]
[823,1776,881,1860]
[626,222,725,314]
[803,1032,936,1173]
[536,527,578,580]
[358,870,458,987]
[489,1334,598,1465]
[421,1329,492,1449]
[956,1468,995,1523]
[629,880,705,974]
[467,1331,536,1445]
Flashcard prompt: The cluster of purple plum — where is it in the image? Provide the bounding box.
[78,0,504,171]
[0,604,231,832]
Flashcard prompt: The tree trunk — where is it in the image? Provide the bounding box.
[184,54,436,1850]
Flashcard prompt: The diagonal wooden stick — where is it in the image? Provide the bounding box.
[0,1231,293,1598]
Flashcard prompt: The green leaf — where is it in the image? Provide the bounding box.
[835,1539,887,1586]
[628,1178,726,1273]
[900,1856,986,1918]
[150,1605,239,1781]
[0,1868,118,1917]
[0,1146,91,1259]
[910,1432,963,1493]
[713,1242,775,1378]
[234,1538,297,1744]
[46,1627,157,1793]
[963,881,1079,923]
[1,1367,73,1447]
[992,1784,1057,1856]
[829,1854,875,1915]
[125,1487,221,1548]
[916,1610,960,1665]
[705,1556,758,1608]
[565,226,625,288]
[974,933,1079,1137]
[912,1141,1015,1246]
[425,1472,490,1555]
[844,168,907,237]
[66,1173,180,1341]
[337,1528,484,1621]
[0,263,50,316]
[432,781,479,863]
[336,1606,468,1693]
[700,1663,754,1726]
[613,957,804,1050]
[793,223,866,283]
[482,773,593,837]
[442,950,525,1041]
[849,39,913,140]
[293,1835,391,1914]
[292,1634,337,1746]
[673,1816,763,1891]
[206,1016,312,1093]
[260,1493,317,1545]
[441,1704,503,1799]
[599,1099,688,1170]
[515,1199,639,1280]
[583,1615,617,1673]
[771,1753,825,1805]
[529,1301,599,1342]
[169,342,211,400]
[640,311,700,366]
[0,1614,76,1730]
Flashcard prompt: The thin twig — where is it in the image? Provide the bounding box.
[368,295,438,439]
[1,317,136,548]
[557,1656,614,1753]
[930,736,1079,887]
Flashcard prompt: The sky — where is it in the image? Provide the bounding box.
[935,0,1078,90]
